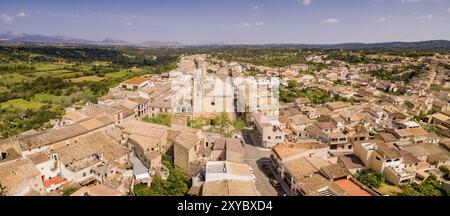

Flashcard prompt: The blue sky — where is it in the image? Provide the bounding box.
[0,0,449,44]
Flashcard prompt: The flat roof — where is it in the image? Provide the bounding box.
[273,143,328,161]
[202,180,257,196]
[206,161,251,177]
[338,154,365,169]
[28,152,50,165]
[375,148,402,160]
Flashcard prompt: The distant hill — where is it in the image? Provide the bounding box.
[139,41,183,47]
[300,40,450,49]
[0,32,133,45]
[0,32,185,47]
[98,38,131,45]
[0,31,97,44]
[0,31,449,50]
[221,40,450,50]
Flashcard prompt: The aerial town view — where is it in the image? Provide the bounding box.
[0,0,450,198]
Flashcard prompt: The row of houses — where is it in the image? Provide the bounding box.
[251,95,449,193]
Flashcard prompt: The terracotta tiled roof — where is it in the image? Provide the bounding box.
[43,176,67,188]
[334,179,372,196]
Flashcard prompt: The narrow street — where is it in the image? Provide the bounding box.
[241,129,281,196]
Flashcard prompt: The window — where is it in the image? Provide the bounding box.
[83,172,86,177]
[268,136,271,140]
[376,157,381,161]
[386,159,392,162]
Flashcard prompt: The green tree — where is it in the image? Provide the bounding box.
[439,166,450,180]
[134,157,191,196]
[143,113,171,127]
[353,172,385,188]
[398,175,449,196]
[63,187,78,196]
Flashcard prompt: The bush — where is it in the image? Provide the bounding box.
[398,175,449,196]
[133,157,191,196]
[353,172,385,189]
[439,166,450,180]
[63,187,78,196]
[143,113,171,127]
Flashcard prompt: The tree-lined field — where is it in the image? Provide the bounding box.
[0,45,180,138]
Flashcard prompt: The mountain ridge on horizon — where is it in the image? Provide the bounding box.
[1,31,450,49]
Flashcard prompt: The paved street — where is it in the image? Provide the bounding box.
[241,129,282,196]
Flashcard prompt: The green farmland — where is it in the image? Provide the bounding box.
[0,45,179,138]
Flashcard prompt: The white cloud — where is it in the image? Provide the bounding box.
[239,22,252,28]
[301,0,312,5]
[16,12,26,17]
[124,21,133,26]
[253,5,259,10]
[379,17,387,23]
[417,14,433,20]
[237,21,264,28]
[447,8,450,13]
[322,18,339,24]
[255,21,264,27]
[0,14,14,23]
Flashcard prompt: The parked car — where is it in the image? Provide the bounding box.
[261,162,270,170]
[265,170,274,178]
[270,179,280,188]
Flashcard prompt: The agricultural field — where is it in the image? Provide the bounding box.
[105,70,131,78]
[105,67,150,78]
[0,45,180,138]
[0,73,33,84]
[0,86,8,94]
[69,76,106,83]
[0,99,46,110]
